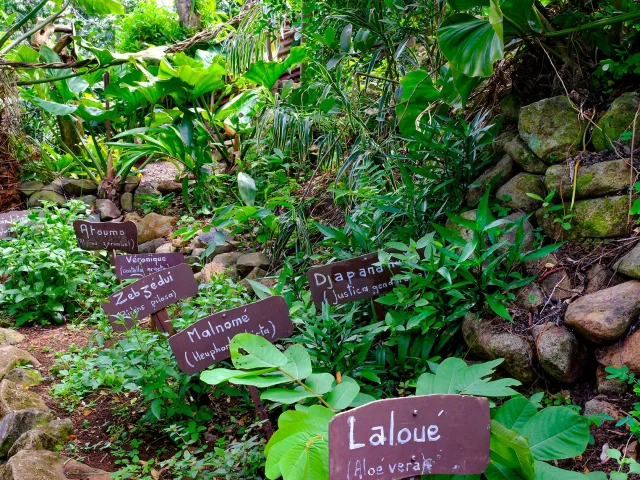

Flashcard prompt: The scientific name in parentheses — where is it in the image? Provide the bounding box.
[112,270,177,310]
[77,223,133,249]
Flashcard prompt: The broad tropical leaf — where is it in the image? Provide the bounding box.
[75,0,124,15]
[396,70,440,136]
[229,333,287,369]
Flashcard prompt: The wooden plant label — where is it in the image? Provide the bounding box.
[169,296,294,375]
[113,253,186,279]
[0,210,29,239]
[329,395,490,479]
[307,252,404,309]
[73,220,138,253]
[102,263,198,331]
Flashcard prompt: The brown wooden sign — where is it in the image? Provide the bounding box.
[102,263,198,331]
[73,220,138,253]
[329,395,490,480]
[169,296,294,375]
[113,253,185,279]
[307,252,404,309]
[0,210,29,239]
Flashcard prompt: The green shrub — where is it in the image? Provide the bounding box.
[0,201,115,326]
[117,1,187,53]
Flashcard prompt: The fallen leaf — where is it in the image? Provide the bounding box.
[82,409,92,416]
[600,443,610,463]
[66,435,76,441]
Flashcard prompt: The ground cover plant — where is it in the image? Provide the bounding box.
[0,0,639,478]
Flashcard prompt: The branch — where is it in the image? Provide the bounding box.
[0,0,49,50]
[0,0,72,55]
[543,11,640,37]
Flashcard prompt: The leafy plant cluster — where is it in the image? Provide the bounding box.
[0,201,115,325]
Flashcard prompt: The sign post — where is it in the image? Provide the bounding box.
[328,395,490,480]
[168,295,294,438]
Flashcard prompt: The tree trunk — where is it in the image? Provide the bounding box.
[56,115,83,155]
[174,0,201,29]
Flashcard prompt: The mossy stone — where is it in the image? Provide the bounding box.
[536,195,630,240]
[544,158,630,200]
[504,136,548,173]
[592,92,640,151]
[496,173,546,212]
[466,155,515,206]
[27,190,66,208]
[500,93,521,120]
[519,96,586,162]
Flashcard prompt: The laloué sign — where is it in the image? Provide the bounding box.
[329,395,490,480]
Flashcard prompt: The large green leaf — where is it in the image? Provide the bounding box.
[75,0,124,15]
[489,420,535,480]
[200,367,277,386]
[519,407,590,461]
[229,333,287,370]
[245,47,307,89]
[238,172,256,206]
[261,388,316,404]
[533,461,607,480]
[282,344,312,380]
[305,373,335,396]
[324,381,359,411]
[438,13,504,77]
[396,70,440,136]
[432,357,468,393]
[501,0,542,36]
[30,97,77,116]
[494,397,538,431]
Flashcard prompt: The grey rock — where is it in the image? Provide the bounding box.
[0,347,40,380]
[466,155,515,206]
[497,173,546,212]
[565,281,640,344]
[28,190,66,208]
[124,212,177,244]
[138,238,166,254]
[491,130,519,155]
[545,159,631,200]
[121,174,141,193]
[584,395,623,421]
[18,181,44,196]
[120,192,133,212]
[61,178,98,196]
[532,322,587,383]
[504,136,548,174]
[96,199,121,221]
[586,264,623,294]
[236,252,270,275]
[78,195,96,208]
[596,365,628,395]
[157,180,182,194]
[155,243,175,254]
[596,328,640,374]
[133,184,161,208]
[519,96,586,161]
[0,449,111,479]
[592,92,640,151]
[500,93,521,120]
[514,283,545,309]
[614,242,640,280]
[500,212,534,253]
[3,369,42,387]
[0,330,24,347]
[7,419,74,458]
[239,267,268,292]
[211,252,243,268]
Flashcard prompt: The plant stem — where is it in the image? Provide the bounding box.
[544,11,640,37]
[277,367,336,411]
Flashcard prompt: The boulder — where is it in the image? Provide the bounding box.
[95,199,120,221]
[596,365,628,395]
[514,282,545,309]
[596,328,640,374]
[28,190,65,208]
[201,262,235,283]
[536,195,629,241]
[77,195,96,208]
[525,254,573,300]
[0,330,23,347]
[544,159,630,200]
[584,395,623,421]
[120,192,133,212]
[491,130,519,155]
[565,281,640,344]
[3,369,42,387]
[18,181,44,196]
[124,212,177,244]
[445,210,478,242]
[61,179,97,196]
[0,449,111,480]
[500,212,534,252]
[504,136,548,174]
[466,155,515,206]
[0,347,39,380]
[194,231,235,254]
[592,92,640,151]
[157,180,182,194]
[137,238,166,254]
[185,249,205,272]
[211,252,243,267]
[155,243,175,254]
[532,323,587,383]
[236,252,270,275]
[120,175,141,193]
[462,314,537,384]
[614,242,640,280]
[239,267,268,292]
[496,173,546,212]
[519,96,585,161]
[7,419,73,458]
[0,380,51,456]
[133,184,161,209]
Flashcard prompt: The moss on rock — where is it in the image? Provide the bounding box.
[592,92,640,151]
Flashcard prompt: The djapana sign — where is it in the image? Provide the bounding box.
[73,220,138,253]
[306,252,403,309]
[113,253,186,279]
[0,210,29,239]
[329,395,490,479]
[169,296,294,375]
[102,263,198,331]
